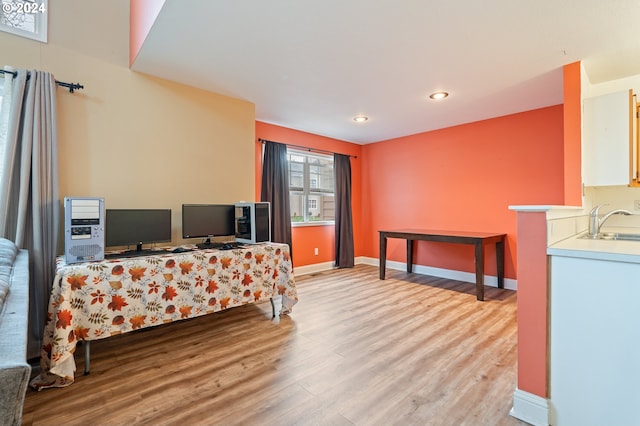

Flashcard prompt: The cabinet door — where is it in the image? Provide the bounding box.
[583,89,634,186]
[550,255,640,425]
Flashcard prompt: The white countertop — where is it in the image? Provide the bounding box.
[548,228,640,263]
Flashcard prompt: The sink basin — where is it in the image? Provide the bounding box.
[582,232,640,241]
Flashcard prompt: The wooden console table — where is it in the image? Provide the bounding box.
[379,229,506,301]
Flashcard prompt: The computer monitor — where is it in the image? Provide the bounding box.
[182,204,235,248]
[105,209,172,251]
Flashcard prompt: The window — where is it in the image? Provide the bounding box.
[0,0,48,43]
[288,149,334,224]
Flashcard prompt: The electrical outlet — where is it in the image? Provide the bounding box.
[314,247,319,256]
[635,200,640,211]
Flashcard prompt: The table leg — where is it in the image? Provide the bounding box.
[84,340,91,375]
[496,239,505,289]
[406,239,413,273]
[379,233,387,280]
[474,242,485,301]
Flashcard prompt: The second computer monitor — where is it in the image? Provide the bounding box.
[182,204,235,246]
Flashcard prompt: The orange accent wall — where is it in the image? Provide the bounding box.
[255,122,363,268]
[515,211,549,397]
[563,61,583,205]
[361,105,565,279]
[129,0,165,67]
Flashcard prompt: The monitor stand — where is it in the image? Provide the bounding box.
[196,238,216,250]
[121,242,144,255]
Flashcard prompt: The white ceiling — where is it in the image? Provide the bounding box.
[131,0,640,144]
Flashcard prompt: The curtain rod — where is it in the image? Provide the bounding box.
[258,138,357,159]
[0,69,84,93]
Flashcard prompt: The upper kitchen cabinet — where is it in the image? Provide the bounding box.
[583,89,638,187]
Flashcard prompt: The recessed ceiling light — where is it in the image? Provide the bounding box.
[429,91,449,100]
[353,115,369,123]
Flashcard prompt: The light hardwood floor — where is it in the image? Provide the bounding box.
[22,265,526,426]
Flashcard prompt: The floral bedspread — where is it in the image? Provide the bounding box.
[30,243,297,390]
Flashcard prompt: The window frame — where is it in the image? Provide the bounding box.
[0,0,48,43]
[287,148,335,227]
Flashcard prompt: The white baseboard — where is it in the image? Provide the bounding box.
[357,256,378,267]
[510,388,549,426]
[294,257,379,276]
[293,261,337,276]
[355,256,372,267]
[357,256,517,290]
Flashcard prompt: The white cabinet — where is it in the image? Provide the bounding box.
[549,254,640,425]
[582,89,637,186]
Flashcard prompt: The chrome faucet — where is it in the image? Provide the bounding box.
[587,204,633,238]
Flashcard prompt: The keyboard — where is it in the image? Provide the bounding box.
[196,242,243,250]
[196,242,224,249]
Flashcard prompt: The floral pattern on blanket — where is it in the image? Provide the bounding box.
[30,243,297,390]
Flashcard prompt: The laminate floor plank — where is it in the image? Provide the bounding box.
[22,264,525,426]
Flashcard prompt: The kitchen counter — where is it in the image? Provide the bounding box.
[547,228,640,263]
[548,230,640,425]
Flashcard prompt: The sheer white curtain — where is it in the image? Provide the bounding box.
[0,66,60,359]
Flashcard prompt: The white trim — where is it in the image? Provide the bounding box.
[357,256,378,267]
[358,256,517,290]
[294,256,517,291]
[293,260,336,276]
[510,388,549,426]
[508,205,582,212]
[355,256,374,267]
[294,257,374,276]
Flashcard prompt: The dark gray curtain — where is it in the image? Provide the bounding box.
[0,67,60,359]
[260,141,293,256]
[334,153,354,268]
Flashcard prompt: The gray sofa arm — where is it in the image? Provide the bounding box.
[0,364,31,425]
[0,239,30,426]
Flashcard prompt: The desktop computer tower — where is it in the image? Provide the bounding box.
[64,197,105,263]
[235,202,270,244]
